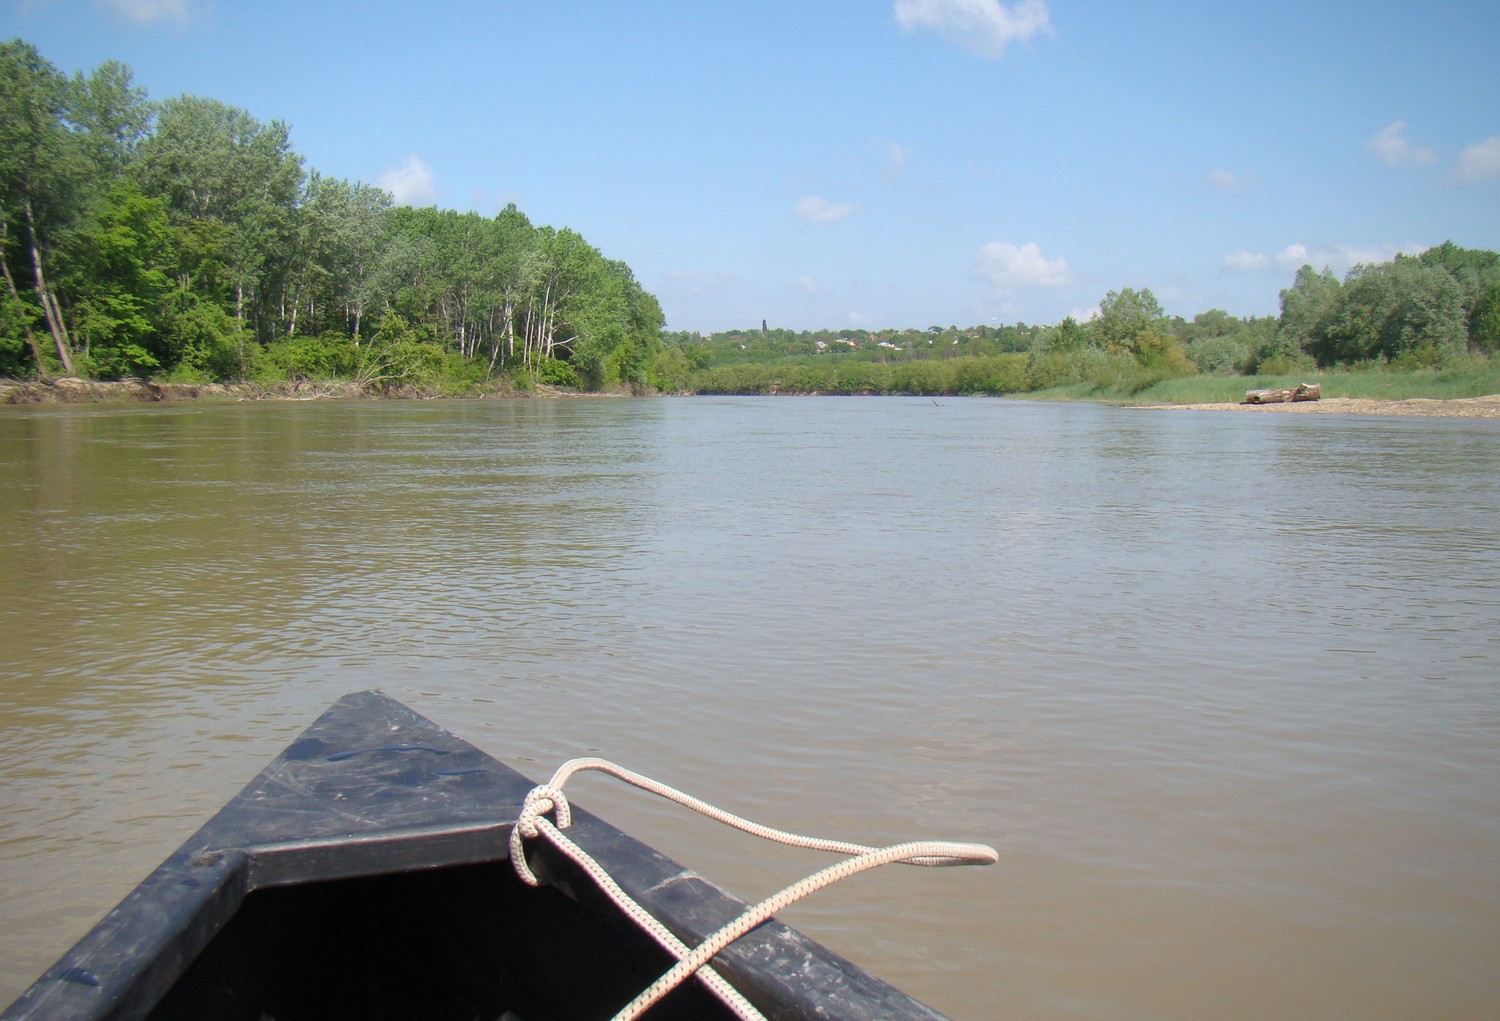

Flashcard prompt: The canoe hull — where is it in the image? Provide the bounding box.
[3,692,951,1021]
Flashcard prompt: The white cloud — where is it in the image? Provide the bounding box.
[791,276,820,294]
[884,141,909,186]
[1222,250,1269,272]
[895,0,1050,59]
[795,195,857,225]
[972,241,1073,289]
[96,0,190,24]
[1276,243,1310,270]
[1456,136,1500,183]
[1208,168,1242,192]
[1367,121,1436,166]
[377,155,437,207]
[1209,167,1259,192]
[1223,246,1312,273]
[1334,243,1424,267]
[1222,241,1425,275]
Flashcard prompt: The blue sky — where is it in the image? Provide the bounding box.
[6,0,1499,333]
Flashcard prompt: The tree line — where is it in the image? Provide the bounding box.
[5,39,1495,398]
[655,243,1499,396]
[0,39,665,391]
[1276,243,1499,368]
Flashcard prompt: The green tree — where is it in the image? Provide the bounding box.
[0,39,82,373]
[0,39,669,389]
[1320,257,1465,365]
[136,95,304,340]
[1091,287,1164,353]
[488,203,537,369]
[1418,241,1500,353]
[1039,315,1086,352]
[1277,265,1341,364]
[67,59,150,177]
[62,183,173,376]
[1470,279,1500,354]
[285,174,390,342]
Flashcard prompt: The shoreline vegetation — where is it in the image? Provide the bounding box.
[5,39,1499,417]
[5,373,1500,419]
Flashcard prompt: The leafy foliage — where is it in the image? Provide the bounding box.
[0,39,662,390]
[1279,248,1492,367]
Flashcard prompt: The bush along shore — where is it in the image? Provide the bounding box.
[0,375,539,405]
[7,365,1500,419]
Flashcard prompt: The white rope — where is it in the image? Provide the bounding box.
[508,757,998,1021]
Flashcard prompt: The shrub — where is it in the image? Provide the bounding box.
[1254,352,1318,376]
[691,363,775,394]
[160,294,251,381]
[537,358,582,389]
[647,346,693,393]
[1185,334,1250,375]
[1026,350,1077,390]
[890,359,957,395]
[258,332,360,382]
[954,354,1028,394]
[830,360,891,394]
[1388,345,1464,371]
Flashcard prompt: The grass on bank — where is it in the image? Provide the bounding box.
[1114,361,1500,405]
[12,333,1499,405]
[684,348,1500,405]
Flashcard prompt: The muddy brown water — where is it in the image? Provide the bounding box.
[2,396,1498,1019]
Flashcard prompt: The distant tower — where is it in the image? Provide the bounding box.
[762,319,769,335]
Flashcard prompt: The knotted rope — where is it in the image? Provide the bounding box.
[509,757,998,1021]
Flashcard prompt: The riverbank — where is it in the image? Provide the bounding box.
[1134,394,1500,418]
[0,376,525,405]
[7,375,1500,418]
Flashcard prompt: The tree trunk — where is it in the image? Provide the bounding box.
[523,296,536,368]
[21,197,75,375]
[505,299,515,361]
[540,278,555,363]
[1243,383,1321,404]
[0,224,49,377]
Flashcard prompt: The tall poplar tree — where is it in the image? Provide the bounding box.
[0,39,80,373]
[136,96,304,343]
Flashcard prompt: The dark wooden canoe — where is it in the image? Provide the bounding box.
[2,692,955,1021]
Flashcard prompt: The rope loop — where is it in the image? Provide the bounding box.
[510,783,572,886]
[505,758,997,1020]
[518,783,572,835]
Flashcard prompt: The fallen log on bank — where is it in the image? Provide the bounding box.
[1243,383,1321,405]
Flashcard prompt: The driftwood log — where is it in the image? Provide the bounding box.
[1243,383,1321,404]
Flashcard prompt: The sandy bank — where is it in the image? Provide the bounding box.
[1135,394,1500,419]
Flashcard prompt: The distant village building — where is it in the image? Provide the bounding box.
[815,337,869,353]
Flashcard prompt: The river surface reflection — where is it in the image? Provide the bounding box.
[2,396,1498,1018]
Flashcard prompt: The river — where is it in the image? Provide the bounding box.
[2,396,1498,1019]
